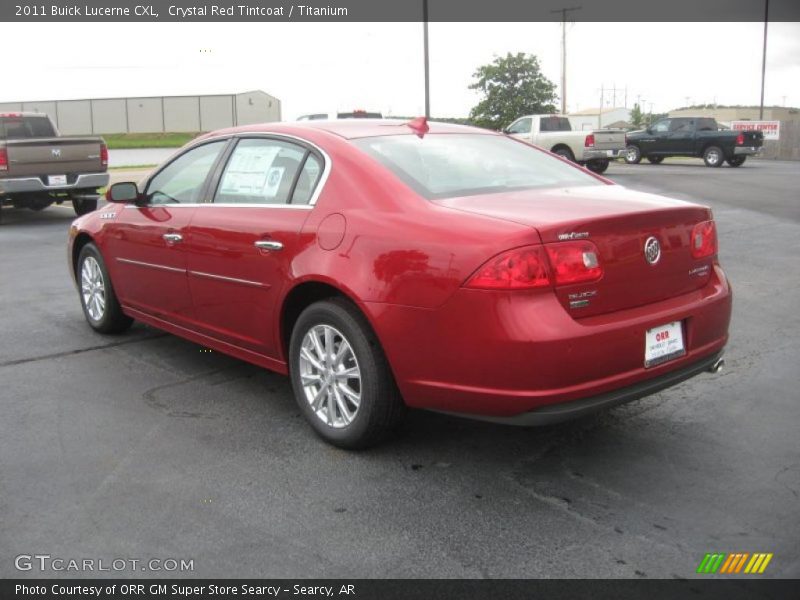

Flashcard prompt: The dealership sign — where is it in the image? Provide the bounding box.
[731,120,780,141]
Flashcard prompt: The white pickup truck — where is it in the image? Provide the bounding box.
[504,114,626,174]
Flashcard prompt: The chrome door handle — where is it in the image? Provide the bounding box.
[163,233,183,243]
[254,240,283,251]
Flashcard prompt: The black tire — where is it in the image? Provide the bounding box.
[289,298,405,449]
[647,156,664,164]
[76,243,133,334]
[624,145,642,164]
[726,156,746,167]
[585,159,610,174]
[553,147,575,162]
[703,146,724,167]
[73,197,98,216]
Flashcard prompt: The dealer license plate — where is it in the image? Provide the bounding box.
[644,321,686,368]
[48,175,67,186]
[606,149,617,157]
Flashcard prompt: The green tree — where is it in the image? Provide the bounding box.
[630,103,644,128]
[468,52,557,131]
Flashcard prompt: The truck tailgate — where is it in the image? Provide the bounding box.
[4,138,104,177]
[592,130,626,151]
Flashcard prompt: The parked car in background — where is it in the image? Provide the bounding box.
[297,110,383,121]
[624,117,764,167]
[68,118,730,449]
[504,114,626,174]
[0,112,108,222]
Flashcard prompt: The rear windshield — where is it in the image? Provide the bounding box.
[0,116,56,139]
[353,133,601,199]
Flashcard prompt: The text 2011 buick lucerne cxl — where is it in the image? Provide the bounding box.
[68,119,731,448]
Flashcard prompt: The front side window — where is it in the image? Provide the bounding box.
[507,118,531,134]
[145,141,226,204]
[214,138,317,205]
[651,119,671,133]
[353,133,601,200]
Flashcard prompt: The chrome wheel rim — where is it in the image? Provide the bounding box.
[626,147,638,162]
[298,324,361,429]
[707,149,720,164]
[80,256,106,321]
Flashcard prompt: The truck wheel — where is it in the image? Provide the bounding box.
[624,145,642,164]
[553,147,575,162]
[289,298,405,449]
[703,146,724,167]
[647,156,664,164]
[73,197,98,216]
[586,159,609,174]
[726,156,746,167]
[77,243,133,334]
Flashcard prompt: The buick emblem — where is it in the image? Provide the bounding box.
[51,148,61,158]
[644,236,661,265]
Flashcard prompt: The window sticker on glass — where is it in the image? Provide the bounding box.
[263,166,285,198]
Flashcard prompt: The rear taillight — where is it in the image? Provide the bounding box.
[0,147,7,171]
[546,241,604,285]
[690,220,717,259]
[584,133,595,148]
[100,142,108,167]
[465,246,551,290]
[736,132,744,145]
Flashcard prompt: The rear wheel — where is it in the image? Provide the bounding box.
[726,156,746,167]
[73,197,98,216]
[77,243,133,334]
[553,147,575,162]
[647,156,664,164]
[624,145,642,164]
[585,159,609,174]
[703,146,724,167]
[289,298,405,449]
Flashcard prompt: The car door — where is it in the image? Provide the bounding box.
[103,139,228,326]
[640,118,671,155]
[184,136,326,358]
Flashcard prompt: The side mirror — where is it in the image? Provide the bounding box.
[106,182,139,203]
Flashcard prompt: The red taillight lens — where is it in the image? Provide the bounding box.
[0,147,7,171]
[736,132,744,145]
[546,241,604,285]
[584,133,595,148]
[690,220,717,259]
[465,246,551,290]
[100,142,108,167]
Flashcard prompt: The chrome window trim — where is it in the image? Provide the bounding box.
[117,257,186,274]
[188,270,271,289]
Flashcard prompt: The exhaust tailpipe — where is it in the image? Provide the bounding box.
[708,358,725,374]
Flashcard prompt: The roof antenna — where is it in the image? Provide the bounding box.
[405,116,429,138]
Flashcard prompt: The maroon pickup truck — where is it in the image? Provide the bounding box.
[0,112,109,222]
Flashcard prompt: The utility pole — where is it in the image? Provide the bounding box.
[599,84,604,128]
[759,0,769,119]
[552,6,582,114]
[423,0,430,118]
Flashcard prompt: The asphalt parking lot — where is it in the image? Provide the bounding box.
[1,158,798,579]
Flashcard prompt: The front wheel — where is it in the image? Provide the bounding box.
[77,243,133,334]
[624,145,642,164]
[585,159,609,174]
[289,298,405,449]
[726,156,746,167]
[703,146,724,167]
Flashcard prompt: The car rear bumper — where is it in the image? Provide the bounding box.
[583,148,625,160]
[0,172,109,195]
[734,146,762,156]
[368,264,732,419]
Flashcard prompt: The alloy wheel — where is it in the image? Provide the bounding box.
[81,256,106,321]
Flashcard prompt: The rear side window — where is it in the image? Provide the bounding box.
[696,118,718,131]
[539,117,572,132]
[670,118,694,132]
[0,116,56,139]
[354,133,600,200]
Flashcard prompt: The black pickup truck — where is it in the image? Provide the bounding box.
[624,117,763,167]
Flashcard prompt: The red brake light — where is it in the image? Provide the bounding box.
[100,142,108,167]
[584,133,595,148]
[0,147,7,171]
[690,220,717,259]
[736,132,744,145]
[465,246,551,290]
[545,241,603,285]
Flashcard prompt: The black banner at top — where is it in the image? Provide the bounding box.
[2,0,800,22]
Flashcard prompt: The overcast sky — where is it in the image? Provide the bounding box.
[3,21,799,119]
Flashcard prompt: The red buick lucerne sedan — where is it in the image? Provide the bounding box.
[68,118,731,448]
